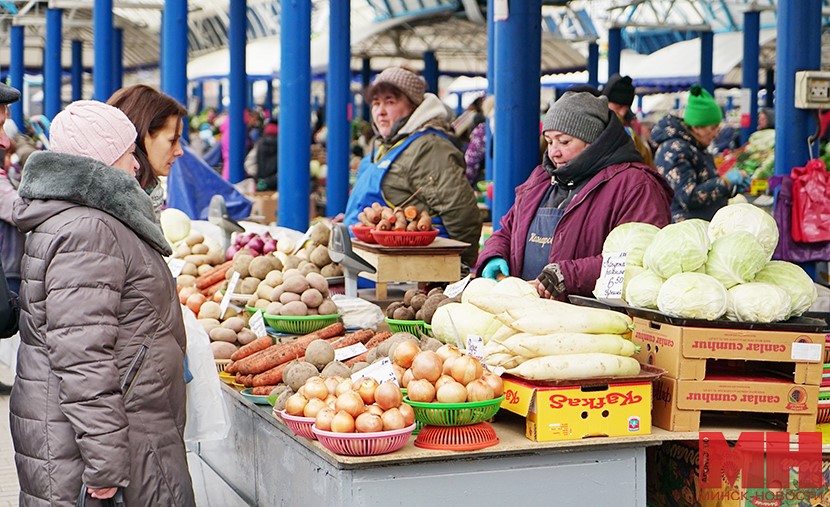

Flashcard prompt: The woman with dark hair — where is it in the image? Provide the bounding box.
[108,84,186,216]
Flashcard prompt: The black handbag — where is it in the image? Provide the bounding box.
[0,260,18,339]
[76,485,125,507]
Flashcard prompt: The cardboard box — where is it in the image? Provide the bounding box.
[500,376,652,442]
[248,191,277,221]
[652,376,818,433]
[632,318,824,385]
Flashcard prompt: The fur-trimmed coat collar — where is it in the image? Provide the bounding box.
[12,151,171,255]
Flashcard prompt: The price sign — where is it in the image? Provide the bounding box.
[465,335,484,361]
[595,252,627,301]
[166,257,186,278]
[219,271,240,316]
[335,342,368,361]
[248,310,267,338]
[791,342,823,362]
[291,226,314,255]
[351,357,398,386]
[443,274,472,299]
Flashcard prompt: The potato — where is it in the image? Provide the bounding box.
[191,243,209,255]
[185,232,205,246]
[198,301,222,320]
[274,389,294,411]
[175,243,192,258]
[232,254,254,278]
[282,268,302,279]
[237,328,258,345]
[248,256,274,280]
[300,288,324,308]
[310,222,330,247]
[221,317,247,333]
[266,255,284,271]
[282,256,302,270]
[247,294,258,307]
[269,286,285,302]
[299,263,321,276]
[305,272,328,294]
[222,306,239,321]
[284,361,318,391]
[184,254,209,267]
[210,341,237,360]
[310,245,331,269]
[367,348,380,364]
[209,327,238,343]
[320,263,342,277]
[410,294,427,312]
[182,262,198,277]
[265,301,283,315]
[239,277,260,295]
[385,301,404,319]
[306,308,318,316]
[279,291,301,304]
[199,318,221,334]
[255,299,270,310]
[282,275,310,294]
[305,340,335,370]
[265,270,284,287]
[393,306,416,321]
[197,264,214,277]
[317,299,337,316]
[351,362,369,373]
[226,268,236,280]
[256,281,275,300]
[280,301,308,316]
[207,249,225,266]
[176,274,196,288]
[321,361,351,378]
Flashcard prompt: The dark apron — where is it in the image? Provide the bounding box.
[521,185,564,280]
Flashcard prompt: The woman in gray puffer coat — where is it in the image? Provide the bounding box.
[10,100,195,506]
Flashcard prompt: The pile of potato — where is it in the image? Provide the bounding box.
[172,231,226,288]
[385,287,457,324]
[248,271,337,316]
[199,311,259,360]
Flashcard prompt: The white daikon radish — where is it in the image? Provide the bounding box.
[501,301,633,335]
[466,294,540,315]
[483,353,526,370]
[500,333,637,358]
[504,353,641,381]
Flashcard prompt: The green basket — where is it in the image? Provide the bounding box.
[246,305,265,315]
[403,395,504,427]
[263,313,340,334]
[385,318,428,336]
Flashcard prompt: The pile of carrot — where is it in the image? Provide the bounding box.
[356,202,433,232]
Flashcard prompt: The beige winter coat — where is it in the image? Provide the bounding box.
[10,151,195,506]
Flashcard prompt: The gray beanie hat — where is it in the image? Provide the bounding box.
[543,91,610,144]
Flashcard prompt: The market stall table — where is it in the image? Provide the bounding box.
[194,383,666,507]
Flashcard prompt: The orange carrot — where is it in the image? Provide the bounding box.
[195,260,234,289]
[417,210,432,231]
[252,385,279,395]
[230,336,273,361]
[403,206,418,221]
[234,322,346,374]
[252,363,289,387]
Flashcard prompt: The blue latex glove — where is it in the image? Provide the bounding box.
[723,168,747,187]
[481,257,509,279]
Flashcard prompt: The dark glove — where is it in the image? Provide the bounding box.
[537,263,567,298]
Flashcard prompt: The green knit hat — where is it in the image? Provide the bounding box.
[684,84,722,127]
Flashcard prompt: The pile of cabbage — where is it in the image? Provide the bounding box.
[596,203,817,322]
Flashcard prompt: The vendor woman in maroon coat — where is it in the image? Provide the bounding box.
[477,91,673,299]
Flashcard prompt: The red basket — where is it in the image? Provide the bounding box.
[370,229,439,247]
[311,423,416,456]
[349,225,377,244]
[279,410,317,440]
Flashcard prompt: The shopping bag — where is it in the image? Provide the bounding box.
[772,175,830,262]
[791,159,830,242]
[182,306,230,442]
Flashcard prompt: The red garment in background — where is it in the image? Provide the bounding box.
[791,158,830,242]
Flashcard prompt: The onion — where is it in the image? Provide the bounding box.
[356,377,378,405]
[411,351,443,383]
[247,237,265,253]
[335,391,366,418]
[285,394,308,416]
[324,377,341,396]
[450,355,483,386]
[434,375,456,391]
[380,408,406,431]
[355,412,384,433]
[392,341,421,369]
[399,403,415,426]
[436,344,463,362]
[225,245,241,261]
[366,404,384,417]
[465,379,495,402]
[481,373,504,398]
[335,379,353,396]
[401,369,414,388]
[330,410,355,433]
[392,364,405,385]
[262,240,277,255]
[303,379,328,401]
[407,379,435,403]
[436,381,467,403]
[442,356,456,376]
[303,398,327,418]
[375,381,403,410]
[324,394,337,407]
[315,407,335,431]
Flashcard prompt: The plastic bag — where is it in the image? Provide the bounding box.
[772,175,830,262]
[167,146,253,221]
[331,295,384,331]
[791,159,830,243]
[182,306,230,443]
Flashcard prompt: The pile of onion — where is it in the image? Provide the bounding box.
[403,345,503,404]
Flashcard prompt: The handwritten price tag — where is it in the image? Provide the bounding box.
[219,271,240,316]
[351,357,398,386]
[335,342,368,361]
[443,274,471,299]
[466,335,484,361]
[248,310,267,338]
[166,257,186,278]
[595,252,627,301]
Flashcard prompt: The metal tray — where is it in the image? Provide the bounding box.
[502,363,667,388]
[567,295,828,333]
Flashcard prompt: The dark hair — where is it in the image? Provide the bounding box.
[107,84,187,190]
[364,82,415,110]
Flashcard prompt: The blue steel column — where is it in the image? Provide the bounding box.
[228,0,246,183]
[607,27,622,79]
[278,0,311,230]
[162,0,188,107]
[492,0,541,229]
[194,81,204,111]
[775,0,821,176]
[9,26,24,129]
[587,41,599,89]
[423,50,438,93]
[45,8,62,121]
[264,79,273,113]
[765,69,775,106]
[217,80,224,112]
[247,80,254,109]
[93,0,113,100]
[71,39,82,101]
[326,0,350,217]
[484,0,495,185]
[361,58,371,121]
[700,30,714,94]
[740,10,760,144]
[112,27,123,91]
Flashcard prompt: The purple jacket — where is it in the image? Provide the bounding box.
[478,162,673,297]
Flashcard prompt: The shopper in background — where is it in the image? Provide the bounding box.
[464,95,494,186]
[757,107,775,130]
[0,83,22,296]
[652,84,749,222]
[602,74,654,167]
[344,67,482,266]
[477,92,672,299]
[10,100,195,506]
[255,119,279,190]
[108,84,186,217]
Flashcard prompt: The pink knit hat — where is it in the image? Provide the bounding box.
[50,100,137,166]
